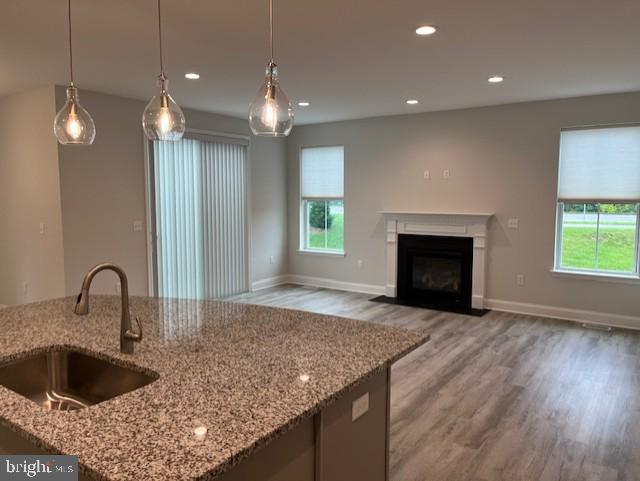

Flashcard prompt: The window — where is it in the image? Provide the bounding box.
[555,125,640,277]
[300,146,345,253]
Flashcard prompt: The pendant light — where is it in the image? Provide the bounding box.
[248,0,294,137]
[54,0,96,145]
[142,0,185,141]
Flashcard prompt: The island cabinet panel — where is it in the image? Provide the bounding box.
[218,368,390,481]
[317,368,390,481]
[217,416,315,481]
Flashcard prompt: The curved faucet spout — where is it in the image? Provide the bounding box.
[73,263,143,354]
[73,291,90,315]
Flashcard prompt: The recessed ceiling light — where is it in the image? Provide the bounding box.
[488,75,504,83]
[185,72,200,80]
[406,99,419,105]
[297,101,310,107]
[415,25,438,36]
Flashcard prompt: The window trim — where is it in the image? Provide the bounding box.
[553,201,640,279]
[298,145,346,255]
[297,248,347,257]
[550,268,640,284]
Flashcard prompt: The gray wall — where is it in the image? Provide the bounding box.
[55,87,287,297]
[286,91,640,318]
[249,136,288,282]
[0,87,66,305]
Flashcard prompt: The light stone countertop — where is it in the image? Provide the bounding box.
[0,296,429,480]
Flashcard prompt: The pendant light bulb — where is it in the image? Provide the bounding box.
[158,98,174,134]
[262,99,277,129]
[67,112,82,139]
[142,0,185,141]
[248,0,294,137]
[54,0,96,145]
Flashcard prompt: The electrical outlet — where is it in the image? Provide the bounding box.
[516,274,525,286]
[133,220,143,232]
[508,218,519,229]
[443,169,450,179]
[423,170,430,180]
[352,392,370,422]
[357,259,364,269]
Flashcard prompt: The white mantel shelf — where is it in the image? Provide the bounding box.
[380,211,494,219]
[381,211,494,310]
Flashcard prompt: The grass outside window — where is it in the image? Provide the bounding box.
[558,203,639,275]
[304,199,344,252]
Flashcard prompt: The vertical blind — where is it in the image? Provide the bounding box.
[301,146,344,198]
[558,125,640,202]
[153,136,248,299]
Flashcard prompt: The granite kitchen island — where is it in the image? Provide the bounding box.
[0,296,428,480]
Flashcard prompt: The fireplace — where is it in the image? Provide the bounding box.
[375,211,493,315]
[397,234,473,312]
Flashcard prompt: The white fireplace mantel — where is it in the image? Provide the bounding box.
[381,211,494,309]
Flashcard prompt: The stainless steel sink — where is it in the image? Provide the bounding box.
[0,347,158,411]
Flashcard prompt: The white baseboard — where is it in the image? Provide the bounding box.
[486,298,640,331]
[287,274,386,296]
[251,275,289,291]
[251,274,385,295]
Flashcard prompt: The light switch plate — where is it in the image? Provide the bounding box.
[133,220,143,232]
[508,218,519,229]
[352,392,369,422]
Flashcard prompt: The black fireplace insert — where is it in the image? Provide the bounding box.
[396,234,473,313]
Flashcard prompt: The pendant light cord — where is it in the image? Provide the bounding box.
[67,0,74,85]
[157,0,165,78]
[269,0,274,62]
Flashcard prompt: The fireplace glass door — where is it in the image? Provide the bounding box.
[397,234,473,313]
[412,256,463,294]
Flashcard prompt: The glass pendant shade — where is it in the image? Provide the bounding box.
[142,76,186,141]
[54,86,96,145]
[249,62,293,137]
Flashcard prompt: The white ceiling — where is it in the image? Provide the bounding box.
[1,0,639,125]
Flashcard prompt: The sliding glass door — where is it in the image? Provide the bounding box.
[149,133,249,299]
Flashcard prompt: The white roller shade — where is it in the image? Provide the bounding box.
[558,125,640,202]
[301,146,344,198]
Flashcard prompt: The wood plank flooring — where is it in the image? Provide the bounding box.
[229,284,640,481]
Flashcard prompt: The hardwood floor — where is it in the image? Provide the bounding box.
[229,284,640,481]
